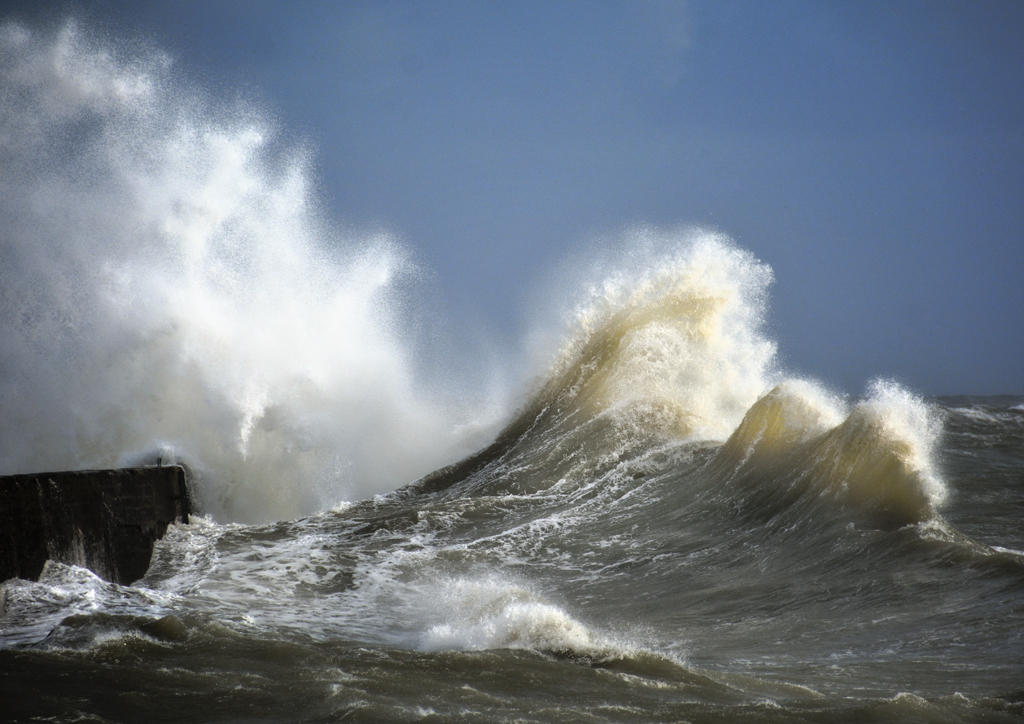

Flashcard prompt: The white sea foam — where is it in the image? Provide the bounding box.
[0,560,179,648]
[419,577,614,656]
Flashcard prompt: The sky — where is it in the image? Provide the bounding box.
[5,0,1023,396]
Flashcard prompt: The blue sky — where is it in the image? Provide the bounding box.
[7,0,1023,395]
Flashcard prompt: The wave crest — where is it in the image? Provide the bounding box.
[419,578,616,659]
[712,379,945,526]
[539,230,777,441]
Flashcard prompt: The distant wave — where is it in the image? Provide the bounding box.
[709,380,944,527]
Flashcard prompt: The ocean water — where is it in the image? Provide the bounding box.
[2,21,1023,724]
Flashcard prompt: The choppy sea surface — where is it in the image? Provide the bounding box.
[3,393,1023,723]
[2,19,1023,724]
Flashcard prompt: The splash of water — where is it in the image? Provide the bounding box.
[0,21,494,522]
[419,577,616,658]
[523,228,778,442]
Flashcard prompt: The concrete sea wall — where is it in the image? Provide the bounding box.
[0,466,190,585]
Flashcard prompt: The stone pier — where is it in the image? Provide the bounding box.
[0,466,190,585]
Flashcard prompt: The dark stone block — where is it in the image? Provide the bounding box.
[0,466,190,585]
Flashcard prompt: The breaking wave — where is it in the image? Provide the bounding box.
[0,19,948,536]
[710,379,945,526]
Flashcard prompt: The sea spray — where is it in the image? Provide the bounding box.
[529,228,778,442]
[0,21,497,522]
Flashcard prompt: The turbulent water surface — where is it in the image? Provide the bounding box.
[2,20,1023,724]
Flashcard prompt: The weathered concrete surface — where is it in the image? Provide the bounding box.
[0,466,190,585]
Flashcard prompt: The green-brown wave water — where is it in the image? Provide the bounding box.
[4,373,1022,722]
